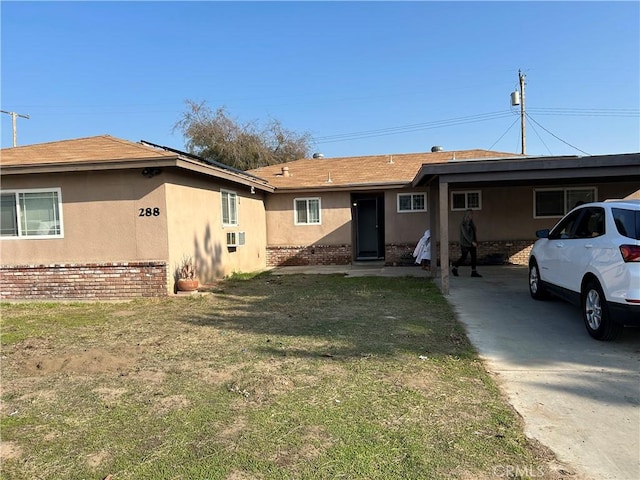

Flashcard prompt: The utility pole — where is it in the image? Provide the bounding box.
[518,70,526,155]
[1,110,30,147]
[510,70,527,154]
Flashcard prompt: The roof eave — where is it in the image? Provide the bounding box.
[1,156,276,193]
[412,153,640,187]
[0,157,180,174]
[272,181,412,193]
[176,158,274,192]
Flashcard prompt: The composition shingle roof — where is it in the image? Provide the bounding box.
[0,135,178,166]
[248,149,520,190]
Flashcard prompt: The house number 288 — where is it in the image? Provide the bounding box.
[139,207,160,217]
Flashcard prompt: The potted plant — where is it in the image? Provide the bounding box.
[176,256,199,292]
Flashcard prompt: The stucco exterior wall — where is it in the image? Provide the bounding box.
[263,181,639,267]
[0,170,169,265]
[264,191,352,246]
[383,189,431,244]
[449,182,640,243]
[164,172,267,289]
[1,168,268,297]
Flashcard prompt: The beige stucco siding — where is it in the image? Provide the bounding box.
[447,182,640,242]
[263,182,639,257]
[264,192,352,245]
[383,189,430,244]
[0,170,169,265]
[164,171,267,287]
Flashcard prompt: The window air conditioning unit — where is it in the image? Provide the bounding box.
[226,231,246,247]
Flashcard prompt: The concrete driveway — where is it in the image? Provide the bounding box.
[445,265,640,480]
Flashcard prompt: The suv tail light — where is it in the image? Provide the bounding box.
[619,245,640,262]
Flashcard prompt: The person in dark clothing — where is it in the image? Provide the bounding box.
[452,209,482,277]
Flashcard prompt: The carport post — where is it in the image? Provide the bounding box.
[439,180,450,295]
[429,184,439,268]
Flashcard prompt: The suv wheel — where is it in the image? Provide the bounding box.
[529,260,549,300]
[582,279,623,341]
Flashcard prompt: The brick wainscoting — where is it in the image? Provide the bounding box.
[267,245,352,266]
[385,244,416,266]
[449,240,534,266]
[267,240,534,268]
[0,261,168,300]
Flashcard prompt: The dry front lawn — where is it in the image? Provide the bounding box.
[0,273,579,479]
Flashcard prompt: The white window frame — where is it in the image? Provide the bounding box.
[294,197,321,225]
[0,188,64,239]
[221,189,238,227]
[533,187,597,219]
[451,190,482,211]
[397,193,427,213]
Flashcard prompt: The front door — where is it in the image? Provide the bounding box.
[352,193,385,260]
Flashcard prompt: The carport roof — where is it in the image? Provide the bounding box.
[412,152,640,187]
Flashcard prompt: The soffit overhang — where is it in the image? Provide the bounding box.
[412,153,640,187]
[1,157,275,193]
[270,181,413,194]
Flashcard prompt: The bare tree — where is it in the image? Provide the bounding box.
[174,100,311,170]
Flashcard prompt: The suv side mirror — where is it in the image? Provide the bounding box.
[536,229,550,239]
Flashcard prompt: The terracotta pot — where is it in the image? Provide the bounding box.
[177,278,199,292]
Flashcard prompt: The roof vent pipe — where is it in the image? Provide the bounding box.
[312,152,324,159]
[431,146,444,152]
[281,166,290,177]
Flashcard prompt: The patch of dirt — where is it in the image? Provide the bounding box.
[271,425,333,469]
[193,361,246,386]
[0,441,23,461]
[17,346,141,376]
[92,387,128,402]
[225,471,263,480]
[131,369,166,384]
[14,389,58,404]
[219,416,248,450]
[154,394,190,416]
[399,371,438,391]
[86,450,112,468]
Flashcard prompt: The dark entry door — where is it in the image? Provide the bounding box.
[352,193,385,260]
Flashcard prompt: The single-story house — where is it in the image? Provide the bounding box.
[247,149,520,266]
[1,135,638,298]
[247,150,639,294]
[0,135,273,298]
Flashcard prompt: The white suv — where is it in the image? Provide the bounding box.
[528,200,640,340]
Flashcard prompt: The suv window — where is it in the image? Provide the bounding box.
[548,209,583,239]
[573,207,605,239]
[612,208,640,240]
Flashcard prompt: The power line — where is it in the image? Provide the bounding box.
[525,113,591,155]
[313,106,638,145]
[488,117,520,151]
[314,111,514,143]
[527,107,639,117]
[526,117,554,155]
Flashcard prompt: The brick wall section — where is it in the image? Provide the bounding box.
[385,244,416,266]
[267,245,352,266]
[267,240,534,267]
[0,262,168,300]
[449,240,534,266]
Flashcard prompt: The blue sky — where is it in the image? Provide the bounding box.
[1,1,639,158]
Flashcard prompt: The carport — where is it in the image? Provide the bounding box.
[411,152,640,295]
